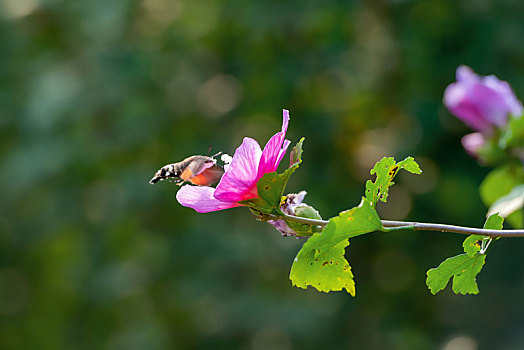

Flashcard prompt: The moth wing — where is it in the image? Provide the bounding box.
[179,166,194,182]
[188,165,224,186]
[180,157,213,179]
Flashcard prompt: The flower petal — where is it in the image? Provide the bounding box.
[468,82,511,128]
[484,75,523,118]
[257,109,290,177]
[446,66,523,133]
[268,220,297,237]
[444,82,499,132]
[456,65,478,84]
[213,137,262,202]
[461,132,485,158]
[176,185,240,213]
[277,139,291,168]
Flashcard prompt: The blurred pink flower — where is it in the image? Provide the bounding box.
[176,110,291,213]
[461,132,486,158]
[444,65,522,134]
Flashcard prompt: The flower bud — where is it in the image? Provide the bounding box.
[268,191,322,237]
[461,132,486,158]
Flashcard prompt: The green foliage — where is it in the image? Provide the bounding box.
[290,198,382,295]
[462,214,503,257]
[488,185,524,222]
[290,239,356,296]
[426,254,486,295]
[365,157,422,207]
[484,213,505,230]
[289,136,304,167]
[5,0,524,347]
[241,138,304,215]
[480,165,524,227]
[310,198,383,248]
[480,166,524,204]
[290,157,421,295]
[285,204,323,236]
[462,235,484,257]
[500,113,524,148]
[294,205,322,220]
[426,214,503,295]
[243,173,288,214]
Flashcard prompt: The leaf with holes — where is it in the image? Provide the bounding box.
[365,157,422,207]
[307,198,382,251]
[290,239,355,295]
[462,235,485,257]
[463,214,503,257]
[289,198,383,295]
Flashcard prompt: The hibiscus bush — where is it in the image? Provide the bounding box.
[153,66,524,296]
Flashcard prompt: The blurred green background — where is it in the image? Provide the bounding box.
[1,0,524,349]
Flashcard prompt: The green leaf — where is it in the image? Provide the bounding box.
[426,254,486,295]
[285,204,323,236]
[483,212,504,230]
[462,235,484,257]
[463,213,503,257]
[290,198,383,295]
[487,184,524,220]
[294,205,322,220]
[240,181,285,214]
[480,165,524,228]
[240,138,304,215]
[480,165,524,205]
[500,113,524,148]
[309,198,382,251]
[365,157,422,207]
[290,239,356,296]
[427,213,502,294]
[289,136,304,167]
[397,156,423,174]
[255,172,288,212]
[450,254,486,294]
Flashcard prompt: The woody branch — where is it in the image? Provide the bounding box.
[277,213,524,238]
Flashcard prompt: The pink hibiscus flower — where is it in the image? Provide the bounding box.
[176,110,291,213]
[444,65,523,133]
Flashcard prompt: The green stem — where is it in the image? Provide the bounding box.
[278,213,524,238]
